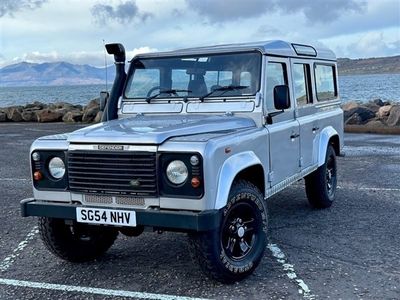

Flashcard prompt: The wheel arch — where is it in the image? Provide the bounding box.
[318,126,340,166]
[214,151,265,209]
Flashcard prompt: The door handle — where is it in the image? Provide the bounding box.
[290,133,300,139]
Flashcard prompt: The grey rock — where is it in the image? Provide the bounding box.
[24,101,46,110]
[82,106,99,123]
[387,105,400,127]
[63,111,83,123]
[94,111,103,123]
[372,98,384,106]
[36,109,63,122]
[377,105,393,119]
[21,110,38,122]
[0,111,7,122]
[344,106,376,124]
[6,106,24,122]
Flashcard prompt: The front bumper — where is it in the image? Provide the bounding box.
[20,198,221,232]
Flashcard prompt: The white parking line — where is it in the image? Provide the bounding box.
[268,243,315,300]
[0,226,38,272]
[337,185,400,192]
[0,178,30,181]
[0,278,209,300]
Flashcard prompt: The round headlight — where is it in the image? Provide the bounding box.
[48,157,65,179]
[166,160,188,185]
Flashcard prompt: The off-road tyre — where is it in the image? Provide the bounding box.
[188,180,268,283]
[39,217,118,262]
[305,144,337,208]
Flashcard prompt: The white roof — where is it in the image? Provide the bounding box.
[135,40,336,61]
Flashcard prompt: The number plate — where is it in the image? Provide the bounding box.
[76,207,136,227]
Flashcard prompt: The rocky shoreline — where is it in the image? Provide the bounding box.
[1,98,399,134]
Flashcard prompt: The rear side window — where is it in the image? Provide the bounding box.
[266,62,288,111]
[314,64,337,101]
[293,64,312,106]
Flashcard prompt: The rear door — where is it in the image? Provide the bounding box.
[290,59,320,170]
[264,57,300,186]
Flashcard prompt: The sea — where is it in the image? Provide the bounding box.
[0,73,399,107]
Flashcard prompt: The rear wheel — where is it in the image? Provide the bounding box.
[39,217,118,262]
[188,180,268,283]
[305,144,337,208]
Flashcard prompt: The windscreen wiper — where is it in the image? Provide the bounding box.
[146,89,192,103]
[199,85,249,102]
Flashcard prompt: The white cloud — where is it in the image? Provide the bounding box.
[6,47,157,67]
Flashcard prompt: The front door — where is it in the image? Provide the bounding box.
[264,57,300,186]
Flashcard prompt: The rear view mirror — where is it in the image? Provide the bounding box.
[99,91,109,111]
[273,85,290,110]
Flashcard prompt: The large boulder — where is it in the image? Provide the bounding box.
[82,99,100,123]
[0,111,7,122]
[63,110,83,123]
[377,105,393,119]
[21,110,38,122]
[342,101,359,112]
[36,109,63,122]
[94,111,103,123]
[344,106,376,125]
[6,106,24,122]
[372,98,385,107]
[24,101,46,110]
[387,105,400,127]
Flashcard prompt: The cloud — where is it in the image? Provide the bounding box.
[185,0,366,23]
[91,0,151,25]
[0,0,47,17]
[346,32,400,58]
[6,47,157,67]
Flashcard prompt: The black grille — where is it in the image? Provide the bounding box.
[68,150,157,197]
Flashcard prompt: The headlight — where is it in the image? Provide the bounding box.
[48,157,65,179]
[166,160,188,185]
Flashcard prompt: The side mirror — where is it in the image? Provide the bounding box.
[273,85,290,110]
[99,91,109,111]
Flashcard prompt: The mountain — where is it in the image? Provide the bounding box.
[0,62,115,87]
[337,55,400,75]
[1,55,399,87]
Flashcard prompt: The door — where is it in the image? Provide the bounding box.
[290,59,319,170]
[264,58,300,186]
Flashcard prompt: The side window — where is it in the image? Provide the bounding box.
[314,64,337,101]
[127,69,160,98]
[266,62,288,111]
[293,64,312,106]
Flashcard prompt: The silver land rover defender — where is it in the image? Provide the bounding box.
[21,40,343,283]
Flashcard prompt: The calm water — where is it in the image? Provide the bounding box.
[0,73,399,107]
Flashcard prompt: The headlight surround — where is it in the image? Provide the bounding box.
[48,157,66,179]
[166,160,188,185]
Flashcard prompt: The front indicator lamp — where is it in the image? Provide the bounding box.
[48,157,66,179]
[166,160,188,185]
[191,177,201,188]
[33,171,43,181]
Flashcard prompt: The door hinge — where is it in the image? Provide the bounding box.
[299,157,303,167]
[268,171,274,182]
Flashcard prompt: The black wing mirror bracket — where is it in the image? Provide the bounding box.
[265,85,291,124]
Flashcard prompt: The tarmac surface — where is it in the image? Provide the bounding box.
[0,122,399,300]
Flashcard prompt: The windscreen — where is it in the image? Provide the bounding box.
[124,52,262,100]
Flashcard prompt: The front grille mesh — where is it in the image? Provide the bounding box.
[68,150,157,197]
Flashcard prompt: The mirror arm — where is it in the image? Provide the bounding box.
[265,109,284,125]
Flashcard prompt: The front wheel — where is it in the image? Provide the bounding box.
[39,217,118,262]
[188,180,268,283]
[305,144,338,208]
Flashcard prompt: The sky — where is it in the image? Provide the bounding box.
[0,0,399,67]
